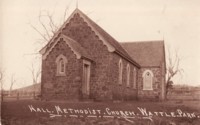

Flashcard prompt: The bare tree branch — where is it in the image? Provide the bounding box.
[47,12,59,35]
[29,63,40,84]
[29,22,49,42]
[9,74,16,95]
[63,5,70,23]
[166,47,184,98]
[29,3,74,46]
[62,0,73,24]
[28,61,41,94]
[38,12,52,40]
[29,9,65,44]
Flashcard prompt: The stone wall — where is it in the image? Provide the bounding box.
[41,13,140,101]
[109,53,138,101]
[41,39,82,100]
[58,13,112,101]
[138,67,163,101]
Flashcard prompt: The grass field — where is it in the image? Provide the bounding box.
[1,100,200,125]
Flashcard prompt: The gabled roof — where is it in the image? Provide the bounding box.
[42,34,92,60]
[40,9,140,67]
[120,41,165,67]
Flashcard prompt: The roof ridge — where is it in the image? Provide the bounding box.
[39,9,80,54]
[76,9,140,67]
[40,8,140,67]
[121,41,165,67]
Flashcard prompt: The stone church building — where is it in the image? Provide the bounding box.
[40,9,166,101]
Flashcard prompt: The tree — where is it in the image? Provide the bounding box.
[28,62,41,96]
[28,5,72,98]
[29,4,70,45]
[9,74,16,96]
[30,62,41,86]
[166,47,184,98]
[28,5,70,86]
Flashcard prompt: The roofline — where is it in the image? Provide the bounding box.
[40,8,139,67]
[40,8,116,54]
[115,50,141,68]
[41,34,93,60]
[81,56,94,62]
[75,10,141,67]
[120,40,165,68]
[39,9,80,54]
[140,66,161,68]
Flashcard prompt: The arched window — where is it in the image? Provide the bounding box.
[56,55,67,76]
[59,58,65,73]
[142,70,153,90]
[119,59,123,85]
[133,68,137,89]
[126,64,130,87]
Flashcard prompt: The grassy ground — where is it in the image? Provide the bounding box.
[1,100,200,125]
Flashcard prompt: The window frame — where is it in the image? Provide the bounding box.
[59,58,65,73]
[133,68,137,89]
[118,59,123,85]
[55,54,67,76]
[142,70,154,90]
[126,64,130,87]
[82,59,91,95]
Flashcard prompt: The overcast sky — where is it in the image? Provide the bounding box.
[1,0,200,89]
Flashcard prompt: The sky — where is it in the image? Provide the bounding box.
[1,0,200,89]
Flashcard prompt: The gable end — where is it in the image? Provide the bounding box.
[40,9,115,55]
[42,34,92,60]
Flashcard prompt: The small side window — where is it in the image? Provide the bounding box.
[133,68,137,89]
[119,59,123,85]
[59,58,65,73]
[126,64,130,87]
[56,55,67,76]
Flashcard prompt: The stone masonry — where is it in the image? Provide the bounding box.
[40,9,166,101]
